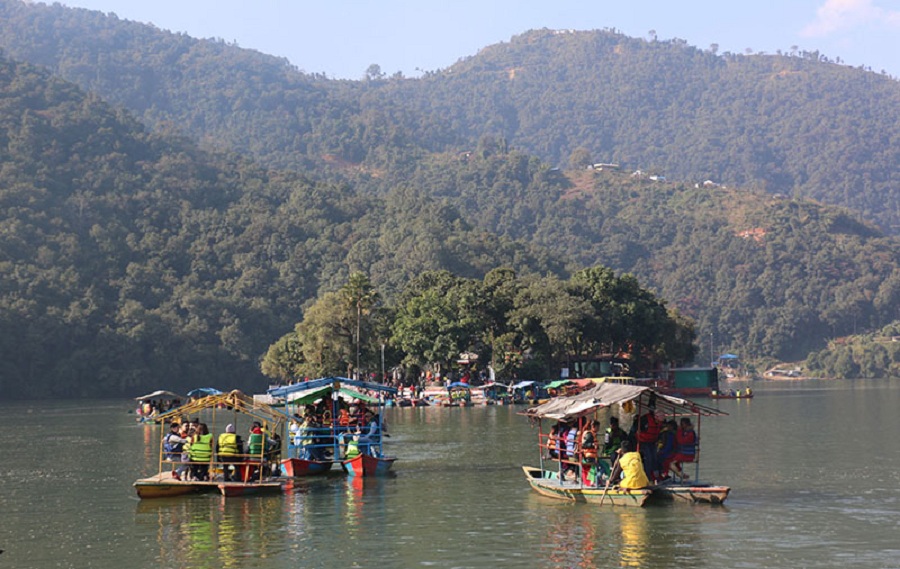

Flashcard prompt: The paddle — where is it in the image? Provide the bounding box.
[598,452,622,506]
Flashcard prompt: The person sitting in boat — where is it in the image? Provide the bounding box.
[617,440,650,489]
[657,420,678,482]
[341,427,362,460]
[564,421,580,479]
[547,423,561,459]
[163,422,188,480]
[670,417,697,481]
[636,406,665,483]
[602,417,627,461]
[217,424,243,482]
[188,423,213,482]
[356,411,383,456]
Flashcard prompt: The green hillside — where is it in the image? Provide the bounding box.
[0,55,557,397]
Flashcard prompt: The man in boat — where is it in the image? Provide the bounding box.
[617,440,650,489]
[217,424,243,482]
[602,417,627,460]
[670,417,697,481]
[163,422,188,480]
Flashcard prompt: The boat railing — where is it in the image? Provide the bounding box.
[161,450,282,483]
[286,423,385,460]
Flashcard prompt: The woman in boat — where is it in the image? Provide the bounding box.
[617,440,650,489]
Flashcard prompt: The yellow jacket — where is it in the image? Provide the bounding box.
[618,451,650,489]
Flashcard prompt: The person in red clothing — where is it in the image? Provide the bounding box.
[669,417,698,481]
[636,405,664,482]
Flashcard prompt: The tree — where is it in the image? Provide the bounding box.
[340,272,380,378]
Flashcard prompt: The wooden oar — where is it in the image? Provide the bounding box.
[598,453,622,506]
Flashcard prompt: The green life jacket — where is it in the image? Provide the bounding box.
[248,432,264,457]
[189,433,213,462]
[345,438,360,459]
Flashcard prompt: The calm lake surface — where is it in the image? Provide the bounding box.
[3,379,900,569]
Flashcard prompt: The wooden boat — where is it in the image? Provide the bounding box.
[217,480,283,497]
[266,377,398,478]
[442,382,474,407]
[280,457,333,477]
[133,390,288,499]
[522,466,651,507]
[342,453,396,477]
[709,390,754,399]
[134,471,212,499]
[521,383,731,506]
[651,481,731,504]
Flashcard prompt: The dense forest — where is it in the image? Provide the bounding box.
[2,2,900,232]
[2,1,900,397]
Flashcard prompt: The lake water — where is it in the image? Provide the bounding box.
[2,379,900,568]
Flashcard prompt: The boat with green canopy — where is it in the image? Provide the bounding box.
[267,377,398,477]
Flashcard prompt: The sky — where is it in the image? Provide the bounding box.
[57,0,900,80]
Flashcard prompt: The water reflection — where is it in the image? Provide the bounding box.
[135,496,287,568]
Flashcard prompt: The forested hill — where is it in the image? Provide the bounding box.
[2,2,900,232]
[0,54,558,398]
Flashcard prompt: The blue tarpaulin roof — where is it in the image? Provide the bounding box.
[267,376,397,399]
[186,387,223,398]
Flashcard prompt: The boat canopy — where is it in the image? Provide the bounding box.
[154,389,290,428]
[186,387,224,398]
[267,376,397,400]
[134,390,184,401]
[476,382,509,391]
[282,385,381,406]
[522,383,726,422]
[447,382,471,390]
[545,379,573,389]
[510,381,538,390]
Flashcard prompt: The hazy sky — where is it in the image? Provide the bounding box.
[58,0,900,79]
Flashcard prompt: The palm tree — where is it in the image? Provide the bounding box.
[340,272,379,379]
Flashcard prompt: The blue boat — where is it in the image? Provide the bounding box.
[268,377,398,477]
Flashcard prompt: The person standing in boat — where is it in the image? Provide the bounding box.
[580,420,601,485]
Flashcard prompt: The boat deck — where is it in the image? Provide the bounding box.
[134,470,283,499]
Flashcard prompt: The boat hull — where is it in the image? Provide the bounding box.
[281,457,333,477]
[651,483,731,504]
[522,466,651,507]
[342,454,396,477]
[218,481,283,497]
[133,472,215,499]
